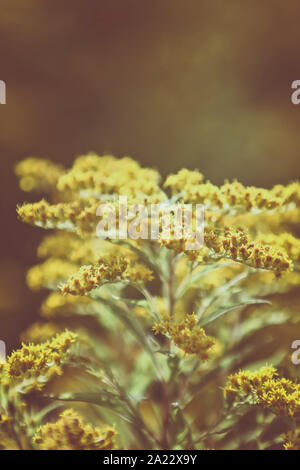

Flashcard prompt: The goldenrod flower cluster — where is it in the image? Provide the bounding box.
[164,168,204,194]
[21,322,62,343]
[37,232,99,265]
[257,232,300,263]
[164,170,300,212]
[27,258,78,290]
[225,367,300,418]
[17,198,100,234]
[33,409,117,450]
[153,314,215,359]
[204,227,292,275]
[40,292,98,318]
[56,153,165,204]
[12,154,300,450]
[60,256,129,295]
[1,331,76,390]
[161,226,292,276]
[15,157,64,193]
[122,262,154,284]
[283,429,300,450]
[60,256,153,296]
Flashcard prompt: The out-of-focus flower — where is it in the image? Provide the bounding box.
[15,158,64,193]
[33,409,117,450]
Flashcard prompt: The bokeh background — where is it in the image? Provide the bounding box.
[0,0,300,352]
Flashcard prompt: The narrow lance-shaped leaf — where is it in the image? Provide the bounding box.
[199,299,271,327]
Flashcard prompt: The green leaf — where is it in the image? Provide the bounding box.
[199,299,271,327]
[45,391,132,422]
[177,262,237,298]
[97,296,152,353]
[190,262,236,284]
[197,270,249,317]
[45,391,118,407]
[111,296,149,308]
[95,295,163,380]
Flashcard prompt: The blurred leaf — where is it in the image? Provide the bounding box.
[45,391,132,422]
[178,262,236,298]
[199,299,271,327]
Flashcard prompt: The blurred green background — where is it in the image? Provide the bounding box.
[0,0,300,351]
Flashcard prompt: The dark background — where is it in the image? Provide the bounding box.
[0,0,300,351]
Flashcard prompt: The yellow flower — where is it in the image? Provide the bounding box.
[123,263,154,284]
[33,409,117,450]
[225,366,300,418]
[164,171,300,212]
[17,198,100,234]
[164,169,204,194]
[153,313,215,359]
[257,232,300,262]
[21,322,62,343]
[160,226,293,276]
[40,292,98,318]
[15,157,64,193]
[60,256,128,295]
[61,256,153,296]
[1,331,77,390]
[283,429,300,450]
[56,153,164,203]
[15,154,300,450]
[27,258,78,290]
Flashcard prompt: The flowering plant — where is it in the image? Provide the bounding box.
[1,154,300,449]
